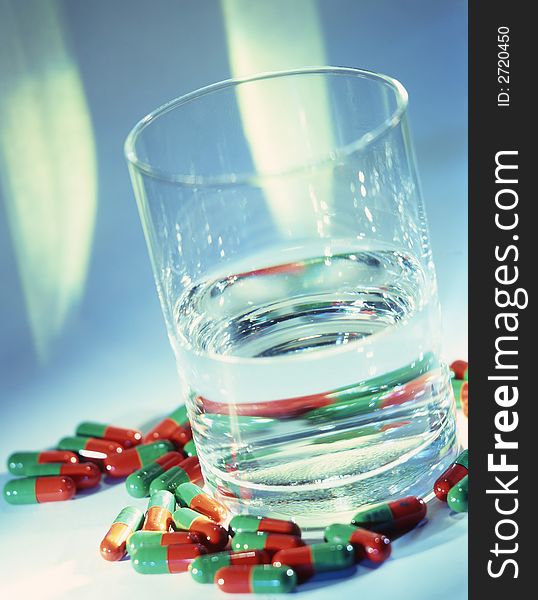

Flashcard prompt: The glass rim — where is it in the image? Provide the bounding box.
[124,65,409,187]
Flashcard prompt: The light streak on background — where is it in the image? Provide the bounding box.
[221,0,335,238]
[0,0,97,361]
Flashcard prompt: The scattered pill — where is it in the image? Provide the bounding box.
[272,542,354,581]
[351,496,427,535]
[182,439,197,457]
[100,506,144,561]
[176,482,228,522]
[447,475,468,513]
[23,462,101,489]
[131,543,206,574]
[231,532,305,554]
[323,523,391,563]
[58,436,123,460]
[173,507,229,548]
[143,406,189,444]
[142,490,176,532]
[450,360,468,380]
[7,451,78,476]
[190,550,270,583]
[104,440,174,478]
[127,530,205,555]
[125,451,183,498]
[229,515,301,537]
[434,449,468,501]
[3,475,76,504]
[215,565,297,594]
[76,422,142,448]
[169,423,193,448]
[149,457,202,495]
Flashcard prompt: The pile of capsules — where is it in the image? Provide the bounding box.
[3,359,469,594]
[3,406,195,504]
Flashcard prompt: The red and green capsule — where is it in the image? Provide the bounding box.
[3,476,76,504]
[143,405,190,445]
[324,523,391,563]
[131,543,206,574]
[104,440,174,478]
[232,532,304,554]
[351,496,427,535]
[176,482,228,522]
[58,436,123,460]
[148,457,202,495]
[173,507,229,549]
[76,422,142,448]
[23,462,101,489]
[434,449,468,501]
[215,565,298,594]
[272,543,354,581]
[190,550,270,583]
[8,451,78,476]
[450,359,468,380]
[142,490,176,532]
[182,440,197,458]
[229,515,301,537]
[127,530,205,555]
[100,506,144,561]
[125,451,183,498]
[447,475,468,513]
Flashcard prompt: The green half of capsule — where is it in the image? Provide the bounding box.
[451,378,464,408]
[182,440,197,457]
[113,506,144,529]
[127,531,166,555]
[447,475,468,513]
[205,414,276,435]
[454,449,469,470]
[351,504,394,532]
[169,405,189,427]
[75,422,108,438]
[126,462,168,498]
[147,490,176,512]
[137,440,174,463]
[149,465,190,496]
[190,552,233,583]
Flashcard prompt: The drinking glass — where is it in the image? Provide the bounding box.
[125,67,458,527]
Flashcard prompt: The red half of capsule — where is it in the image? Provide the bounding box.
[143,418,180,444]
[60,463,101,489]
[161,531,205,546]
[169,424,192,449]
[35,476,76,502]
[258,517,301,537]
[272,546,315,581]
[450,359,468,380]
[389,496,427,533]
[81,438,124,459]
[38,451,79,464]
[178,456,203,484]
[215,566,254,593]
[262,534,305,555]
[216,484,253,501]
[230,550,271,566]
[379,372,435,409]
[100,522,131,561]
[104,447,142,478]
[167,544,207,573]
[349,528,392,563]
[103,425,143,448]
[190,517,230,549]
[143,506,173,532]
[199,393,334,419]
[434,463,468,501]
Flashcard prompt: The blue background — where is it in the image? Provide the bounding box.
[0,0,467,432]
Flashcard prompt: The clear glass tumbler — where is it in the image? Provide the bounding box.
[125,67,458,527]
